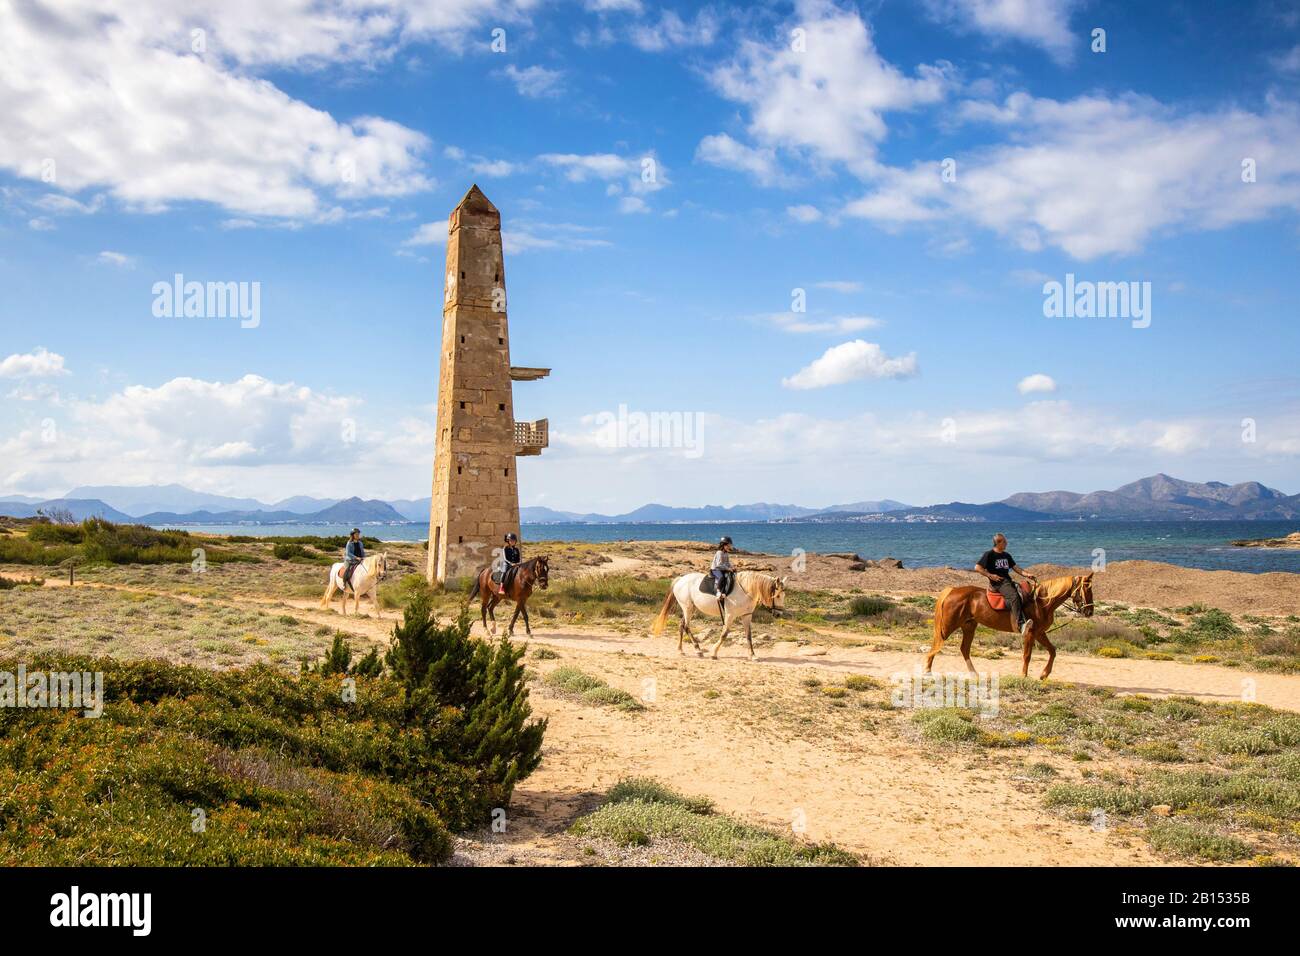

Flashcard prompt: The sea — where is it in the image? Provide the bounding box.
[156,518,1300,574]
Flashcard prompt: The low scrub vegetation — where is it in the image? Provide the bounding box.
[543,665,643,710]
[0,594,545,865]
[571,777,859,866]
[0,518,254,567]
[904,677,1300,863]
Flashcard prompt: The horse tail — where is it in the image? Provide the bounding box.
[933,586,955,640]
[650,584,678,636]
[467,572,481,604]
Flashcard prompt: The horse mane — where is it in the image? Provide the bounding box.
[736,570,773,603]
[1033,574,1077,603]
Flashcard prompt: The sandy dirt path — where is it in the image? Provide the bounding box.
[20,575,1298,865]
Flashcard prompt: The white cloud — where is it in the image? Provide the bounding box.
[787,204,823,223]
[540,153,638,182]
[96,250,133,268]
[627,9,720,52]
[1153,424,1210,455]
[0,371,449,500]
[403,221,450,247]
[845,93,1300,259]
[696,134,789,186]
[782,339,918,389]
[706,0,949,177]
[539,151,668,212]
[0,0,487,220]
[814,280,862,292]
[502,226,612,254]
[766,313,881,334]
[1017,373,1057,394]
[1270,44,1300,73]
[0,348,68,379]
[501,64,565,99]
[27,217,54,231]
[923,0,1081,61]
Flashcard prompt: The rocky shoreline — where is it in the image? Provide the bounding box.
[1232,532,1300,549]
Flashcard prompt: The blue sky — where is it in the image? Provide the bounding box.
[2,0,1299,511]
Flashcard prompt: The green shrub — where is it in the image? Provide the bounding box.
[384,594,546,819]
[302,633,383,678]
[0,518,252,567]
[573,779,858,866]
[1187,608,1242,641]
[1146,820,1253,863]
[544,666,643,710]
[912,708,980,742]
[848,595,893,617]
[273,542,312,560]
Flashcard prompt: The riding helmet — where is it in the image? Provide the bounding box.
[719,536,733,548]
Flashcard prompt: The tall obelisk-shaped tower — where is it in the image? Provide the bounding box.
[427,185,548,583]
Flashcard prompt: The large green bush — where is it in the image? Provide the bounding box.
[0,600,546,864]
[385,592,546,818]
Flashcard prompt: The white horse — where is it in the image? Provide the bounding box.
[650,570,786,659]
[320,553,388,617]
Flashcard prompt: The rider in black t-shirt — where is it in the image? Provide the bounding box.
[975,532,1038,636]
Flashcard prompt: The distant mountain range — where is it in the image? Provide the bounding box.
[0,476,1295,526]
[783,475,1300,523]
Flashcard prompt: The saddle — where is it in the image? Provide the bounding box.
[699,569,735,597]
[986,581,1032,611]
[491,564,519,590]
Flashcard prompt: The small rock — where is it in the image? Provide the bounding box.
[796,646,828,657]
[1151,804,1172,817]
[848,561,868,571]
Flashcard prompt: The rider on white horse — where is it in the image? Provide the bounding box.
[343,528,365,590]
[710,536,735,619]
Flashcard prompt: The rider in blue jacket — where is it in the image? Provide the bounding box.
[343,528,365,587]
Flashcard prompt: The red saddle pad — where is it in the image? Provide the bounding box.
[986,582,1031,611]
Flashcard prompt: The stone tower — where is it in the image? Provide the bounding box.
[427,185,548,584]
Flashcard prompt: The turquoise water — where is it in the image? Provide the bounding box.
[160,518,1300,574]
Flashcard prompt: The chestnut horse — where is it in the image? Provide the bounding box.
[924,573,1094,680]
[468,556,549,637]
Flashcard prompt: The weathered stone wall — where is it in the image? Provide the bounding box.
[427,186,521,583]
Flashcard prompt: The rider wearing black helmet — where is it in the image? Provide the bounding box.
[494,532,521,596]
[343,528,365,589]
[711,536,734,618]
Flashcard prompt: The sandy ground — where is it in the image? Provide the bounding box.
[6,546,1299,866]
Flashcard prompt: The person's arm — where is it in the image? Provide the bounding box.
[974,553,998,583]
[1011,561,1036,582]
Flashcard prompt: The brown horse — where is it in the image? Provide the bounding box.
[924,572,1094,680]
[468,556,550,637]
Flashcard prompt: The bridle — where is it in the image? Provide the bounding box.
[1068,577,1093,614]
[1041,576,1092,635]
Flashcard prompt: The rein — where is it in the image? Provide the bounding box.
[1036,578,1092,635]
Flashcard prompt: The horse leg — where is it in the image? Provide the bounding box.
[959,622,978,675]
[1021,630,1034,678]
[507,602,521,637]
[480,593,489,634]
[487,597,498,637]
[1035,630,1056,680]
[683,604,702,656]
[744,615,755,660]
[925,615,955,673]
[519,600,532,637]
[710,609,732,660]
